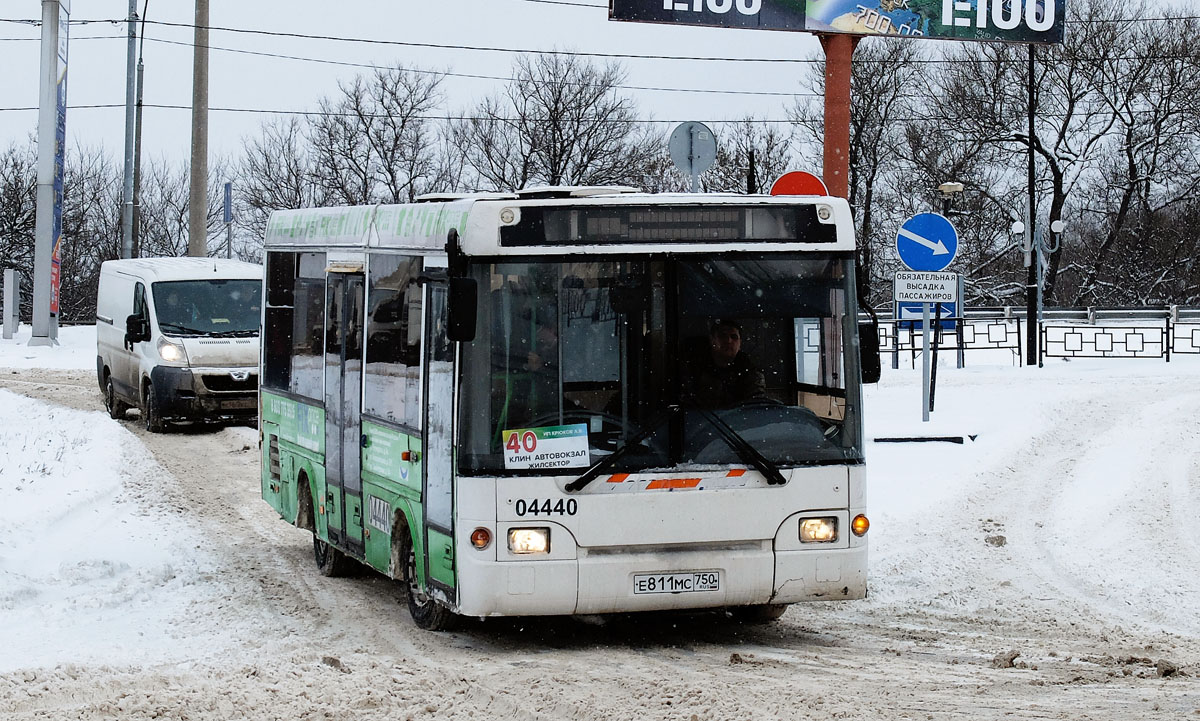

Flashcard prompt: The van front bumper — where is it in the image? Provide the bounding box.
[149,365,258,422]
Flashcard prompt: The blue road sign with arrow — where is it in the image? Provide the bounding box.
[896,213,958,272]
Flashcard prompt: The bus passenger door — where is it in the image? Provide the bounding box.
[324,272,366,558]
[421,283,456,598]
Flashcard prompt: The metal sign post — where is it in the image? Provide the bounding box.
[223,181,233,259]
[895,213,959,421]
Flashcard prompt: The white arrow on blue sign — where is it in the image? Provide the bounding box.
[896,213,958,272]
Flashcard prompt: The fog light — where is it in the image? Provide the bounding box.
[470,527,492,550]
[800,517,837,543]
[508,528,550,554]
[852,514,870,537]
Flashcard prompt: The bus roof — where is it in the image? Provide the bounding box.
[263,190,856,255]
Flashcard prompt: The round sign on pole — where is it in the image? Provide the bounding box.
[668,122,717,190]
[895,213,959,272]
[769,171,828,196]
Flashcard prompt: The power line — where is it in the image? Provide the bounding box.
[140,36,820,98]
[0,101,1175,125]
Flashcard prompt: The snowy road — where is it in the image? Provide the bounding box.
[1,357,1198,720]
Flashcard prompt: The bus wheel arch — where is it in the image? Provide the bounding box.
[295,468,315,532]
[392,514,457,631]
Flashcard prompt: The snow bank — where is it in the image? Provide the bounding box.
[0,389,214,672]
[0,324,96,370]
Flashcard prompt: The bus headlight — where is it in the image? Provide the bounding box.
[800,517,838,543]
[508,528,550,554]
[157,337,187,363]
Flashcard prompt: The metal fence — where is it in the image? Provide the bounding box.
[870,307,1200,365]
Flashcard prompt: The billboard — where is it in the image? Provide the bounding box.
[609,0,1066,44]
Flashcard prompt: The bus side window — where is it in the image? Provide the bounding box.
[363,254,422,428]
[263,252,296,390]
[290,252,327,400]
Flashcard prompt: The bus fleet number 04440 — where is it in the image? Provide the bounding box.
[514,498,579,517]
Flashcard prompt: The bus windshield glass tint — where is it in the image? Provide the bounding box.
[457,255,863,475]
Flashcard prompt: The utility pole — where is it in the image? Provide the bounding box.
[132,4,146,258]
[120,0,137,259]
[188,0,209,257]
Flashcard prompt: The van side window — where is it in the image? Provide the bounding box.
[133,282,148,321]
[363,253,422,428]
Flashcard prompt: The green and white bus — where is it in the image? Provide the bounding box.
[259,186,873,629]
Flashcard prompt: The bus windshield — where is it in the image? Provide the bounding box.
[458,254,863,476]
[152,279,262,337]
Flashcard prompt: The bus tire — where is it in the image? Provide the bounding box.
[313,534,352,578]
[730,604,789,623]
[105,374,129,420]
[401,532,457,631]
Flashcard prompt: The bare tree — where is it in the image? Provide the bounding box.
[307,66,445,206]
[455,54,654,191]
[705,119,793,194]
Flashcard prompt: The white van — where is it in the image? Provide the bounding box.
[96,258,263,431]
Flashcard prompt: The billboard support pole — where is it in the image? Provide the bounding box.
[31,0,68,347]
[818,33,858,199]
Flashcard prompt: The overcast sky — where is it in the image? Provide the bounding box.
[0,0,830,166]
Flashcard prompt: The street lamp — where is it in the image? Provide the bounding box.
[938,182,964,216]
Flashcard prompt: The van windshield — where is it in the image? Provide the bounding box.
[152,279,262,337]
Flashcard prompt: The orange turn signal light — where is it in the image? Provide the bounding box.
[470,527,492,550]
[852,514,870,537]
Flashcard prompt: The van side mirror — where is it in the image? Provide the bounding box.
[859,322,881,384]
[125,314,150,344]
[447,277,477,343]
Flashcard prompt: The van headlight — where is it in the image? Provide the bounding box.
[157,337,187,363]
[508,528,550,554]
[800,517,838,543]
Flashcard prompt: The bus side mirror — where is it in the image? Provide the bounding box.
[859,322,881,384]
[447,277,478,343]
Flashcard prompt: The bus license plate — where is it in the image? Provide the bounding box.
[222,398,257,409]
[633,571,720,595]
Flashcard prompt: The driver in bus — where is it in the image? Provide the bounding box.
[682,318,767,410]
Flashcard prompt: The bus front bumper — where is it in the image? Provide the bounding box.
[454,543,867,618]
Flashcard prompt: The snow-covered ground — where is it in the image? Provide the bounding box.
[1,325,1197,719]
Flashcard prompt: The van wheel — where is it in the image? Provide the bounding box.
[142,383,166,433]
[313,535,352,578]
[105,376,129,420]
[402,532,457,631]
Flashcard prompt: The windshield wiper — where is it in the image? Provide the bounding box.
[205,328,258,337]
[158,322,206,336]
[692,408,788,486]
[565,407,677,493]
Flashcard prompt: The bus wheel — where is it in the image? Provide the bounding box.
[105,375,129,420]
[313,535,351,578]
[401,533,457,631]
[730,604,789,623]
